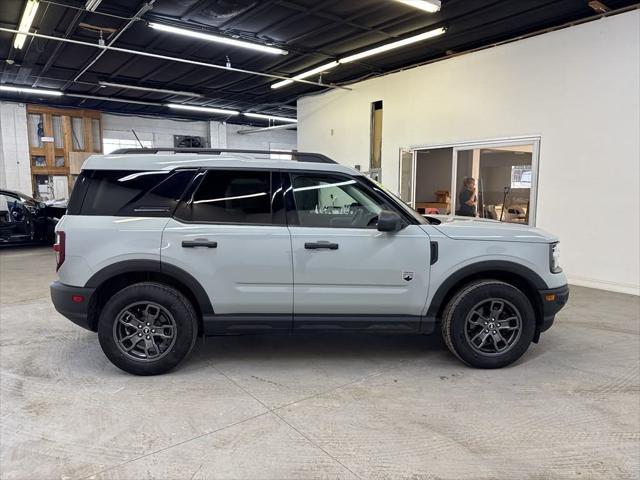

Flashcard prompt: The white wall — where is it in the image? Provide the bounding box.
[102,114,297,152]
[102,114,210,148]
[298,11,640,295]
[0,102,31,194]
[0,109,298,190]
[225,124,297,151]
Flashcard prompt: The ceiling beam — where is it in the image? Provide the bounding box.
[33,8,85,86]
[275,0,396,40]
[0,27,351,90]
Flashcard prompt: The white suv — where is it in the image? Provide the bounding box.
[50,148,568,375]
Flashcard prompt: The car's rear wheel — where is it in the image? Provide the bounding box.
[441,280,536,368]
[98,282,198,375]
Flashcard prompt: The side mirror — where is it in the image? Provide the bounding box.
[377,210,402,232]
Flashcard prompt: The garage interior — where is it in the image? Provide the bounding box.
[1,1,639,479]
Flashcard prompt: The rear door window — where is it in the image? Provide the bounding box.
[175,170,275,224]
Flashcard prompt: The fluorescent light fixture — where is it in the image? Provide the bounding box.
[0,85,62,96]
[271,61,338,89]
[244,112,297,123]
[395,0,441,13]
[166,103,239,116]
[14,0,40,49]
[149,23,288,55]
[85,0,102,12]
[99,81,203,97]
[339,27,446,64]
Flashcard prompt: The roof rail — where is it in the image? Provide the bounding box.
[109,148,337,164]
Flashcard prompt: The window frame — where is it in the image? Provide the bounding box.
[409,136,540,225]
[283,170,417,229]
[173,167,286,226]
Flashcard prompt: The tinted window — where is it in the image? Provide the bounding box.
[176,170,272,224]
[79,169,195,216]
[290,173,385,228]
[117,170,196,216]
[66,171,91,215]
[0,194,25,224]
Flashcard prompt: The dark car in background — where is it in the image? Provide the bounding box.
[0,190,65,246]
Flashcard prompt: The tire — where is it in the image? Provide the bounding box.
[441,280,536,368]
[98,282,198,375]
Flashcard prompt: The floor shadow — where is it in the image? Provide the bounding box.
[186,331,449,367]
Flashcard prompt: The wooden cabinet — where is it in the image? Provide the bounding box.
[26,105,102,200]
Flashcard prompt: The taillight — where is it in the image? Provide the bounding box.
[53,231,66,271]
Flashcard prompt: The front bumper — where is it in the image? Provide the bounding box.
[50,281,96,331]
[538,284,570,332]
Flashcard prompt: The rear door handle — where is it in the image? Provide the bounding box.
[182,238,217,248]
[305,241,339,250]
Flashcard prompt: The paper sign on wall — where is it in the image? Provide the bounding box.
[41,136,54,142]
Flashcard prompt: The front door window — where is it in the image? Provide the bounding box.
[290,173,385,229]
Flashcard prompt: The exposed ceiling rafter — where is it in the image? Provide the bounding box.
[0,27,351,91]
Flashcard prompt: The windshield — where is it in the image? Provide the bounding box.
[16,191,36,203]
[6,191,38,206]
[360,177,428,225]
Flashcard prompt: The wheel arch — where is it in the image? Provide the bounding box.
[427,260,546,333]
[85,260,213,332]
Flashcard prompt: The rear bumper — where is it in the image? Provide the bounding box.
[50,281,96,332]
[538,284,570,332]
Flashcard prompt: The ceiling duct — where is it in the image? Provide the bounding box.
[190,0,258,26]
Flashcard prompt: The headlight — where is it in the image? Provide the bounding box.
[550,242,562,273]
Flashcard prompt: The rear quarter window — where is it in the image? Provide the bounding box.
[76,169,196,216]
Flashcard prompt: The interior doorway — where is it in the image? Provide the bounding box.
[403,137,540,225]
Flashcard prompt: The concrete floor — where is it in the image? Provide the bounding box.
[0,247,638,480]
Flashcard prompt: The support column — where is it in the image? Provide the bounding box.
[0,102,32,194]
[209,121,227,148]
[471,148,481,180]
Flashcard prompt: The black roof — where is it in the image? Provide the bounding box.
[0,0,636,125]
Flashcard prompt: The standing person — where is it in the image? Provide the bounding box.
[457,177,477,217]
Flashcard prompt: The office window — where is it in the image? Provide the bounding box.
[511,165,532,189]
[71,117,84,150]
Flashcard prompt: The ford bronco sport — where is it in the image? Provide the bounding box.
[50,148,568,375]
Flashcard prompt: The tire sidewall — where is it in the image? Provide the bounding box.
[98,282,197,375]
[447,281,536,368]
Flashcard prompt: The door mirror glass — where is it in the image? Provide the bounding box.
[377,210,402,232]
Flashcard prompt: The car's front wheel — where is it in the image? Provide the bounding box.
[98,282,198,375]
[441,280,536,368]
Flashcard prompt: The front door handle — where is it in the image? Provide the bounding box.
[305,241,339,250]
[182,238,217,248]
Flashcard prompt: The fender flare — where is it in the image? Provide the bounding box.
[426,260,547,320]
[85,259,214,314]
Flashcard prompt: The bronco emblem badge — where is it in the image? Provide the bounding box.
[402,272,414,282]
